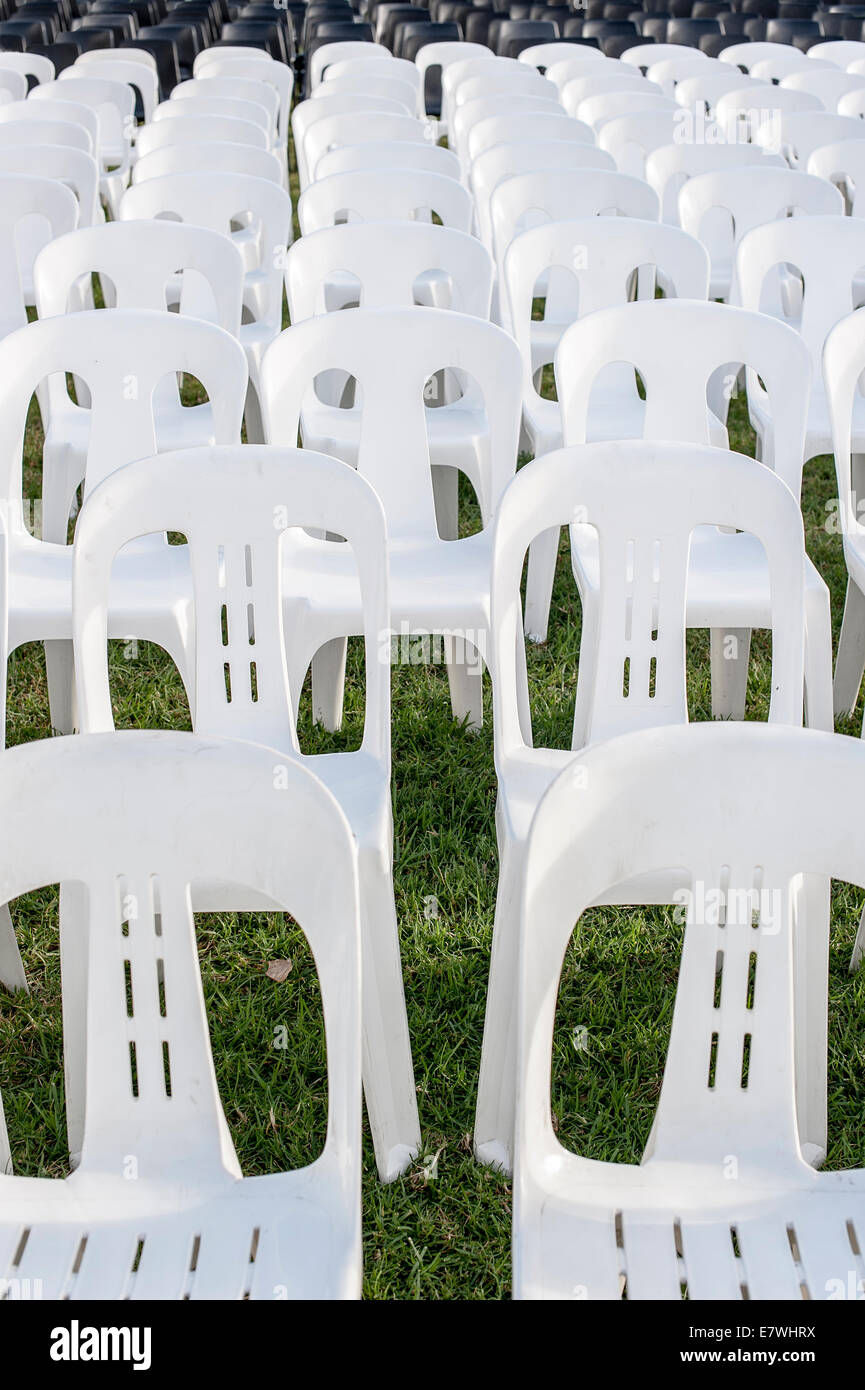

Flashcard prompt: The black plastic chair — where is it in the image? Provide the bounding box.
[558,28,603,46]
[532,4,570,25]
[765,15,820,45]
[667,15,721,39]
[777,1,818,18]
[30,38,80,71]
[464,8,507,42]
[636,14,669,36]
[136,21,203,73]
[743,15,767,36]
[13,4,62,42]
[493,17,558,53]
[73,13,139,42]
[692,0,730,15]
[91,0,161,24]
[381,5,427,48]
[702,29,748,49]
[0,17,54,47]
[740,0,777,11]
[717,10,750,32]
[398,19,456,58]
[433,1,473,27]
[304,23,374,73]
[220,16,290,58]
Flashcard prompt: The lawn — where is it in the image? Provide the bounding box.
[0,134,863,1300]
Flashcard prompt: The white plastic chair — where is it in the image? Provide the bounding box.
[0,726,364,1298]
[646,142,785,225]
[475,444,810,1174]
[188,54,292,153]
[132,141,284,188]
[519,42,608,72]
[417,40,496,129]
[153,93,271,133]
[782,68,865,110]
[598,109,698,179]
[749,50,835,83]
[735,214,865,484]
[720,40,810,75]
[0,143,100,232]
[451,93,563,174]
[466,111,596,170]
[0,174,78,339]
[135,115,270,160]
[72,56,158,125]
[838,86,865,119]
[545,55,628,94]
[314,70,418,115]
[489,167,660,275]
[753,109,865,167]
[0,52,55,86]
[45,76,135,216]
[301,110,430,189]
[553,298,833,734]
[511,720,864,1299]
[309,40,390,91]
[471,141,617,251]
[454,69,559,110]
[824,307,865,740]
[173,73,281,141]
[315,138,460,182]
[623,42,711,71]
[72,442,421,1183]
[120,171,291,443]
[647,54,724,96]
[808,137,865,217]
[440,56,521,137]
[0,97,98,155]
[324,54,422,99]
[261,306,523,732]
[561,70,660,118]
[810,39,865,69]
[678,165,844,301]
[298,167,473,235]
[0,118,92,156]
[673,70,769,117]
[0,69,27,104]
[503,217,710,459]
[577,90,678,129]
[715,85,824,146]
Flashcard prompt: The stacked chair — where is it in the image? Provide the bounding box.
[2,0,865,1303]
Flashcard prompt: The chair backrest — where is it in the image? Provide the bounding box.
[0,173,78,335]
[750,52,837,84]
[824,305,865,545]
[516,722,856,1194]
[324,54,422,94]
[135,114,269,158]
[646,142,785,224]
[0,144,100,228]
[261,306,522,541]
[577,90,678,128]
[0,309,247,513]
[74,445,390,764]
[754,110,865,167]
[285,220,493,320]
[519,41,608,71]
[0,118,92,155]
[0,98,97,154]
[298,165,472,234]
[120,171,291,333]
[466,110,595,167]
[598,108,694,177]
[154,94,271,133]
[418,40,496,122]
[471,140,616,248]
[441,54,519,130]
[813,40,865,68]
[720,39,808,73]
[490,167,660,268]
[504,216,710,389]
[715,84,823,144]
[647,55,723,96]
[309,39,390,89]
[451,92,562,166]
[71,57,159,123]
[0,728,361,1192]
[624,41,711,69]
[173,74,280,133]
[837,86,865,119]
[0,52,55,85]
[0,68,27,104]
[34,219,244,337]
[735,214,865,381]
[492,441,805,757]
[188,54,293,141]
[293,91,408,184]
[808,138,865,214]
[455,69,559,108]
[546,54,626,93]
[315,70,418,114]
[783,68,865,110]
[678,166,844,278]
[48,75,135,161]
[555,298,812,498]
[131,140,284,187]
[674,70,769,117]
[302,110,430,186]
[315,138,460,182]
[561,69,658,116]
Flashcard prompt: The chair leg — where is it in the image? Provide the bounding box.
[312,637,347,732]
[833,577,865,718]
[45,639,77,736]
[0,904,27,994]
[524,526,560,644]
[794,875,830,1168]
[804,583,834,733]
[851,905,865,972]
[432,465,459,542]
[243,379,267,445]
[445,633,483,730]
[357,848,420,1182]
[474,841,522,1174]
[709,627,751,720]
[59,881,89,1171]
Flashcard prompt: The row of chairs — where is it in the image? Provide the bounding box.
[1,33,865,1298]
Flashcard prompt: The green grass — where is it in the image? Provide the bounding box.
[1,136,864,1297]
